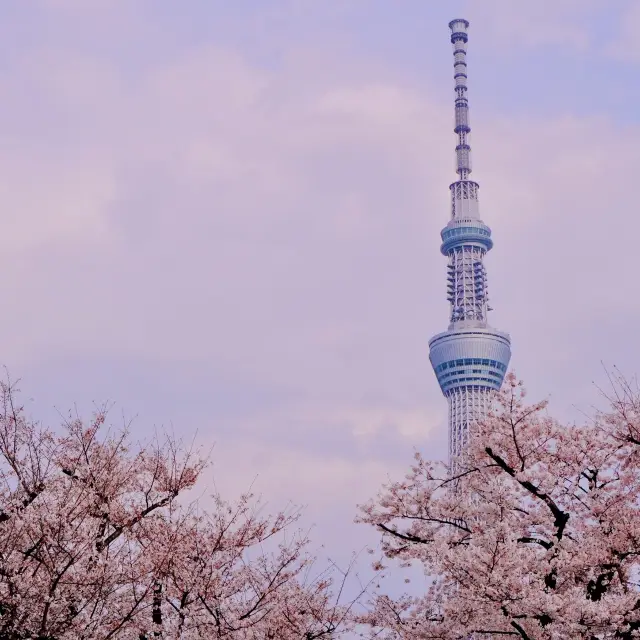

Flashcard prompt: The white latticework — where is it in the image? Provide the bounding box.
[447,245,488,323]
[455,101,469,130]
[450,180,480,219]
[447,386,492,463]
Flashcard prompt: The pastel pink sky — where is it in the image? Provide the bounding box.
[2,0,639,609]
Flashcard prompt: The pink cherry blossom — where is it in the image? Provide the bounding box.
[358,372,640,639]
[0,379,351,639]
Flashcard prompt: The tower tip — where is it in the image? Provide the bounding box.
[449,18,470,43]
[448,18,470,30]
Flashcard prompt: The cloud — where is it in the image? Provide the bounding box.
[1,4,638,619]
[605,1,640,62]
[462,0,592,51]
[0,160,115,254]
[4,9,639,419]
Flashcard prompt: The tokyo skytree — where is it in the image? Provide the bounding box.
[428,19,512,465]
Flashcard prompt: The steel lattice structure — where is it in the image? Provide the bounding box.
[429,19,512,465]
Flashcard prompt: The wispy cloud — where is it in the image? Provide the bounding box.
[0,1,637,611]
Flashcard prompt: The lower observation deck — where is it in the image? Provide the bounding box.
[429,326,511,394]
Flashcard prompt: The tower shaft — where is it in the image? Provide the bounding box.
[429,20,512,467]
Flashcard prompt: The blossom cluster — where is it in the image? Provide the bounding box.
[359,373,640,639]
[0,380,347,639]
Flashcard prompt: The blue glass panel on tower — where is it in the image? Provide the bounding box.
[429,329,511,394]
[429,19,512,466]
[440,219,493,254]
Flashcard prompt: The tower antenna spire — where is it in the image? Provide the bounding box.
[449,18,472,182]
[429,19,512,466]
[448,18,480,221]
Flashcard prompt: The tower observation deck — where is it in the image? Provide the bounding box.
[428,19,511,464]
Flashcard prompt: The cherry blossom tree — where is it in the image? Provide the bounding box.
[358,373,640,639]
[0,378,351,639]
